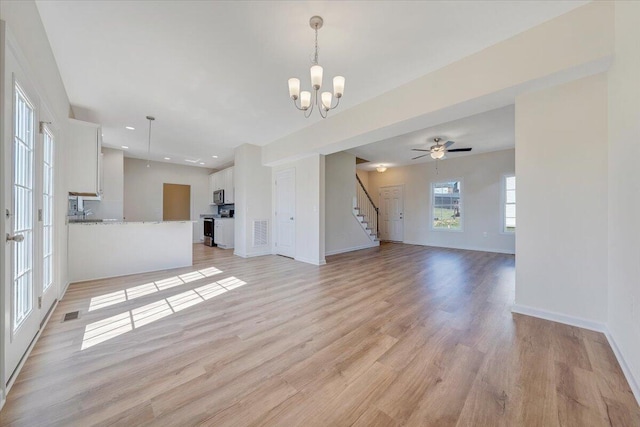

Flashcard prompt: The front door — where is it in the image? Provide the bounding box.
[379,185,404,242]
[275,169,295,258]
[5,79,41,381]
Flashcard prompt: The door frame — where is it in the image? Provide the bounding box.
[378,184,405,242]
[273,168,296,257]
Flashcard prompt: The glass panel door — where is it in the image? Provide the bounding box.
[42,127,54,292]
[13,83,35,330]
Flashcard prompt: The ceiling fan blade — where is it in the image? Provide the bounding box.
[447,148,472,152]
[412,154,429,160]
[411,149,431,152]
[444,140,455,148]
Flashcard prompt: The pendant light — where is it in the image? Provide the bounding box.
[146,115,155,168]
[287,16,345,119]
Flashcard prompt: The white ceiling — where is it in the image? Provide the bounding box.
[349,105,515,170]
[35,1,585,168]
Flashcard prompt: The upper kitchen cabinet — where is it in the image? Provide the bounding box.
[224,167,234,204]
[67,118,102,196]
[209,166,234,204]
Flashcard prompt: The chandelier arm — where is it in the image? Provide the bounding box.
[329,96,341,110]
[304,105,314,118]
[292,97,306,111]
[304,95,315,118]
[318,93,328,119]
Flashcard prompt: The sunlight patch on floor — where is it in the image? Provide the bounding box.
[88,266,223,312]
[81,276,246,350]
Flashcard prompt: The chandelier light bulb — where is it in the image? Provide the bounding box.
[288,78,300,100]
[310,65,323,90]
[321,92,333,110]
[300,91,311,110]
[333,76,345,98]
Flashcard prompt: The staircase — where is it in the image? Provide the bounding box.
[354,174,380,243]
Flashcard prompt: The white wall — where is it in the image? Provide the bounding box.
[84,147,124,220]
[514,73,608,323]
[356,168,369,190]
[123,158,214,242]
[367,149,515,254]
[272,154,326,265]
[607,1,640,401]
[234,144,272,258]
[325,152,377,255]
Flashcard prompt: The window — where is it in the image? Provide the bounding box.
[431,180,462,231]
[504,175,516,232]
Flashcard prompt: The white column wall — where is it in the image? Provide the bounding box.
[607,1,640,401]
[234,143,272,258]
[514,73,608,323]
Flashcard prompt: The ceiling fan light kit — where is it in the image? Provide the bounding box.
[288,16,345,118]
[411,137,472,161]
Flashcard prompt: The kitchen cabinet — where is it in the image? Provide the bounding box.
[209,166,234,204]
[224,167,234,203]
[67,118,102,196]
[214,218,234,249]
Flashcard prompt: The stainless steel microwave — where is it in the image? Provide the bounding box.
[213,189,224,205]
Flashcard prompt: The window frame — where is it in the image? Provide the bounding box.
[430,178,464,232]
[502,173,516,234]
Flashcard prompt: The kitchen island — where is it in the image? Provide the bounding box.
[68,220,194,283]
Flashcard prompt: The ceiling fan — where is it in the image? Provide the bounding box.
[411,137,472,160]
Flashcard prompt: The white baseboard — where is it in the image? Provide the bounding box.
[325,242,379,256]
[403,240,515,255]
[294,256,326,266]
[233,249,271,258]
[5,298,59,400]
[0,389,5,412]
[604,330,640,405]
[60,281,70,299]
[512,304,639,406]
[511,304,606,332]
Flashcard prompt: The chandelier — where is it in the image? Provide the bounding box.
[287,16,345,118]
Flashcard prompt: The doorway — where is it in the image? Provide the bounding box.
[163,183,190,221]
[4,74,57,384]
[275,169,295,258]
[379,185,404,242]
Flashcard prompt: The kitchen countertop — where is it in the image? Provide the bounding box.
[68,220,196,225]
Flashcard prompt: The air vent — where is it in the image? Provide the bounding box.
[63,311,79,322]
[253,220,268,247]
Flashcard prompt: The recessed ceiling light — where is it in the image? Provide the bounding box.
[125,126,135,130]
[199,162,205,165]
[164,157,171,160]
[185,159,198,163]
[212,155,218,158]
[121,145,129,149]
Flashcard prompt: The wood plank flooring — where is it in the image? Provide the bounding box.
[1,243,638,426]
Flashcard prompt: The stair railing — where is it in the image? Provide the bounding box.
[355,174,379,237]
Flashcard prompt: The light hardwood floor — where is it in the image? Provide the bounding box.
[1,243,638,426]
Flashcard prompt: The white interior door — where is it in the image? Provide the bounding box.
[5,79,41,381]
[275,169,295,258]
[379,185,404,242]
